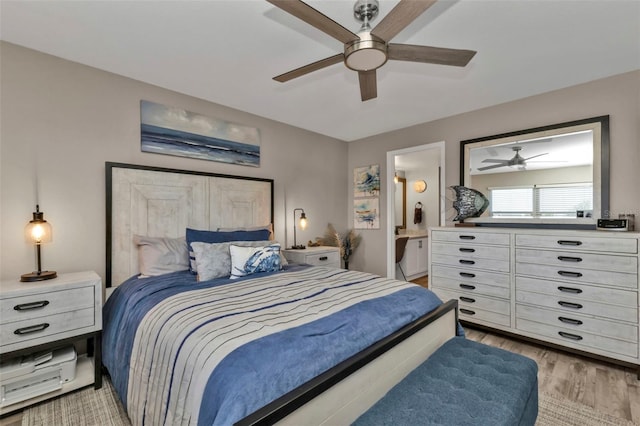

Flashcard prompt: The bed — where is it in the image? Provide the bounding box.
[103,162,459,425]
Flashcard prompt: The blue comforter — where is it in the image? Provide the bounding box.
[103,266,450,426]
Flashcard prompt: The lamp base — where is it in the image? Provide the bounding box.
[20,270,57,282]
[290,245,306,250]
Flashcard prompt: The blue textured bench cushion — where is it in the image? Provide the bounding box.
[353,337,538,426]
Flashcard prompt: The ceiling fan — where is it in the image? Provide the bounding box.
[267,0,477,101]
[477,147,549,171]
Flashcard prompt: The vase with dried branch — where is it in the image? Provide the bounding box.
[315,223,362,269]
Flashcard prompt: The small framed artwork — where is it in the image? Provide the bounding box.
[353,164,380,197]
[354,198,380,229]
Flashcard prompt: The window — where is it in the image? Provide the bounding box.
[490,183,593,218]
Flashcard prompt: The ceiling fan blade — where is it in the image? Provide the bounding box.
[267,0,358,44]
[478,163,509,171]
[388,43,477,66]
[358,70,377,101]
[273,53,344,82]
[371,0,438,42]
[481,159,510,164]
[523,153,549,161]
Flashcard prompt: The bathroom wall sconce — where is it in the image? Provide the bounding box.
[291,208,308,250]
[413,180,427,193]
[393,172,399,184]
[21,205,57,282]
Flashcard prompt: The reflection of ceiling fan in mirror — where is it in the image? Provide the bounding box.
[267,0,477,101]
[477,146,548,171]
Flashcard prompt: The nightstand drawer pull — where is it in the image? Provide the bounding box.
[558,286,582,294]
[557,240,583,246]
[558,316,583,326]
[459,259,475,265]
[459,248,475,253]
[459,296,475,303]
[459,235,476,240]
[459,284,476,290]
[459,308,476,315]
[557,270,583,278]
[14,300,50,311]
[558,331,583,341]
[459,272,476,278]
[14,323,50,335]
[558,256,583,263]
[558,301,583,309]
[318,256,328,261]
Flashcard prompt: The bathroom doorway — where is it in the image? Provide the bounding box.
[386,141,445,280]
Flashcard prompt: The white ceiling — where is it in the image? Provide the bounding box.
[2,0,639,142]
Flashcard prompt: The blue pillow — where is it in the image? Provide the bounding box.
[186,228,271,273]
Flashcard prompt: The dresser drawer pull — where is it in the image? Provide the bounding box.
[459,259,475,265]
[557,240,583,246]
[459,296,476,303]
[558,301,583,309]
[459,248,475,253]
[459,308,476,315]
[14,300,50,311]
[459,284,476,290]
[318,256,328,261]
[558,316,583,326]
[558,331,583,341]
[459,235,476,240]
[557,270,583,278]
[459,272,476,278]
[557,286,583,294]
[557,256,583,263]
[14,323,50,335]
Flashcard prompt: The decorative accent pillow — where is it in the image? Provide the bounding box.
[186,228,272,273]
[133,235,189,277]
[191,240,272,282]
[229,243,282,279]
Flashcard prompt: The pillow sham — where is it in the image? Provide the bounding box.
[229,243,282,279]
[191,240,271,282]
[217,224,274,240]
[133,235,189,277]
[186,227,272,273]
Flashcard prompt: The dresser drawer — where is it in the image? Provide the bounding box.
[0,286,95,324]
[516,304,638,343]
[431,265,510,288]
[433,287,510,316]
[516,262,637,289]
[516,234,638,254]
[1,307,95,348]
[516,248,637,274]
[432,242,509,261]
[516,318,638,359]
[431,254,510,272]
[516,276,637,308]
[431,231,510,246]
[516,289,637,323]
[432,276,510,299]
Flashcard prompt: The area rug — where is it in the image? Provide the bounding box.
[21,379,638,426]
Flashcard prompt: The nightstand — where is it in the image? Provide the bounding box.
[0,271,102,415]
[282,246,341,268]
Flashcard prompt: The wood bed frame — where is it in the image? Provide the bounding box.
[105,162,458,425]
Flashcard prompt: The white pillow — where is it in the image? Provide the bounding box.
[229,243,282,279]
[133,235,189,277]
[192,240,272,282]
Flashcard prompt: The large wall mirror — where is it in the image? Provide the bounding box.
[460,116,609,228]
[394,177,407,229]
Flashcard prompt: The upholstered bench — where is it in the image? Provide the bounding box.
[353,336,538,426]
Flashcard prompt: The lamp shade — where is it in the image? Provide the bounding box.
[299,212,308,230]
[25,210,53,244]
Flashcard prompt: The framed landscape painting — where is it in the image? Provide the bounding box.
[140,100,260,167]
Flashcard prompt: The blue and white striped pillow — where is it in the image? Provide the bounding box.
[229,243,281,279]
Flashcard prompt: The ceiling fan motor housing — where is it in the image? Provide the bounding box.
[345,32,388,71]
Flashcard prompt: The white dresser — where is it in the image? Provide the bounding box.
[0,271,103,414]
[429,227,640,375]
[282,246,341,268]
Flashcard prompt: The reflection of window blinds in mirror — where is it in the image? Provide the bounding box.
[490,184,593,218]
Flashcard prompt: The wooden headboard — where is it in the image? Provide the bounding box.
[105,162,274,287]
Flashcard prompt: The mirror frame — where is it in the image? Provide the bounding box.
[460,115,610,229]
[395,177,407,229]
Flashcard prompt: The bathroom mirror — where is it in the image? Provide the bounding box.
[460,116,609,228]
[395,177,406,229]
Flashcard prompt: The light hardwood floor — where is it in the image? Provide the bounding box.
[411,274,640,423]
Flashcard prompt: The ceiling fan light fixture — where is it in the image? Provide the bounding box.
[345,33,387,71]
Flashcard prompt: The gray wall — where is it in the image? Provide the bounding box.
[348,70,640,276]
[0,42,348,282]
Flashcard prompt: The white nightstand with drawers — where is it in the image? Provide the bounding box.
[282,246,341,268]
[0,271,102,414]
